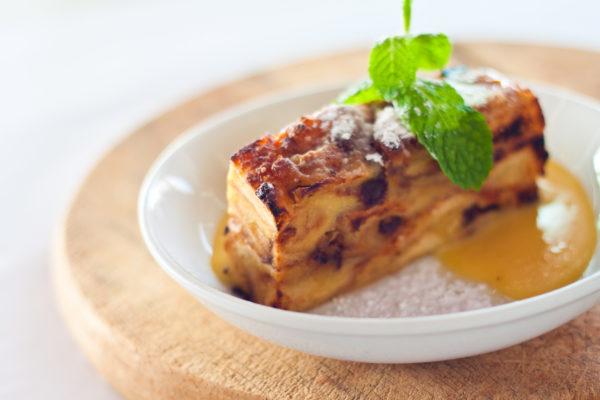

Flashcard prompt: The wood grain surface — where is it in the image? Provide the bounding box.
[53,43,600,400]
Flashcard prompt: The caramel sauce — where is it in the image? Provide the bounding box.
[436,160,597,299]
[211,214,231,286]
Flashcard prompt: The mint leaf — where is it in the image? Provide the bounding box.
[399,79,465,132]
[368,37,416,100]
[403,0,412,33]
[396,79,493,190]
[409,34,451,70]
[336,79,383,104]
[421,109,493,190]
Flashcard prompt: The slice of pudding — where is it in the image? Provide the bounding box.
[220,68,547,311]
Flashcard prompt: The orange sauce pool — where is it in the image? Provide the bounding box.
[211,214,231,286]
[436,160,597,300]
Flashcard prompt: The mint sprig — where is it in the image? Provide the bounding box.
[337,0,493,190]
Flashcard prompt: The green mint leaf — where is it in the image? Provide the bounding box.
[398,79,465,132]
[368,37,416,101]
[403,0,412,33]
[409,34,452,70]
[396,79,493,190]
[336,79,384,104]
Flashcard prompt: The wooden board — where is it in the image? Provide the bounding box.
[53,43,600,399]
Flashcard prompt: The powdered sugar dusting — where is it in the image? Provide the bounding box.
[310,257,508,318]
[365,152,383,166]
[373,106,414,149]
[444,67,502,107]
[317,105,372,142]
[449,81,498,107]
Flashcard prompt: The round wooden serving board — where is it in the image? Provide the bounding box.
[54,43,600,399]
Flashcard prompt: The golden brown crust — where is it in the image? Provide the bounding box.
[223,68,547,311]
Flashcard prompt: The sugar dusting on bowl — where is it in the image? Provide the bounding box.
[309,257,509,318]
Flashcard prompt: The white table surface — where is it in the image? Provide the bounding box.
[1,0,599,398]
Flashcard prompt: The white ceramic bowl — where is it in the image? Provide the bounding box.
[138,82,600,363]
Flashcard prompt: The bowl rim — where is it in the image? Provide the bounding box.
[138,80,600,336]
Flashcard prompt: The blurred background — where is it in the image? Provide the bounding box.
[1,0,599,398]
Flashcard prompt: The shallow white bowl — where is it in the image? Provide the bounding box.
[139,82,600,363]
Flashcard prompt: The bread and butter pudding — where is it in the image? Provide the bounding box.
[217,67,548,311]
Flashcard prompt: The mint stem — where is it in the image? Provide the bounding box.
[403,0,412,33]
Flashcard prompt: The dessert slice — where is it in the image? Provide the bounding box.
[220,68,547,311]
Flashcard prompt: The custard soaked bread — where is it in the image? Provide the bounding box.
[221,68,547,311]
